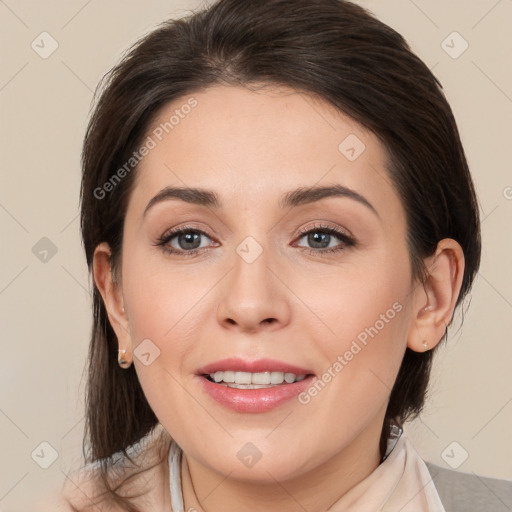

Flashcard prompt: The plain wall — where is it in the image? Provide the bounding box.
[1,0,511,509]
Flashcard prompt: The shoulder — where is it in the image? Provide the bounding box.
[425,461,512,512]
[60,424,172,512]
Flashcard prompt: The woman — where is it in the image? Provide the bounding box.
[54,0,509,510]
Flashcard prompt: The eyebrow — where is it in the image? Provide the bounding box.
[143,184,379,217]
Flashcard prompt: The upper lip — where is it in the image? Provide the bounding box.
[196,358,314,376]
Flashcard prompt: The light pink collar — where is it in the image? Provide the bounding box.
[168,429,445,512]
[328,431,445,511]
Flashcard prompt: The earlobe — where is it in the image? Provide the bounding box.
[407,238,465,353]
[92,242,132,355]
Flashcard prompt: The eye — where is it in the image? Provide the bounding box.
[294,224,355,254]
[155,223,356,258]
[156,225,217,257]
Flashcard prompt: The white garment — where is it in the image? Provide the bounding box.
[167,426,446,511]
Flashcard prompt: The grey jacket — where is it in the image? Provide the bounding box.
[425,462,512,512]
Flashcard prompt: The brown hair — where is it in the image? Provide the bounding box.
[76,0,481,508]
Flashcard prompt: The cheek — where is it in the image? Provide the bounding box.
[300,253,412,407]
[302,248,410,350]
[289,286,410,470]
[121,250,207,350]
[323,278,409,362]
[120,251,206,427]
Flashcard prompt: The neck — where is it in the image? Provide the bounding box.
[181,419,384,512]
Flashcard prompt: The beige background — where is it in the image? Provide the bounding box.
[1,0,511,509]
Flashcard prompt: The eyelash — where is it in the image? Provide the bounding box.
[155,223,356,258]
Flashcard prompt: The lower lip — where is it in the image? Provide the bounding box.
[197,375,315,413]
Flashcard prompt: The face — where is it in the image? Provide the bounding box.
[109,84,420,482]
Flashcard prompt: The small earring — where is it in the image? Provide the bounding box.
[422,340,429,350]
[118,348,133,369]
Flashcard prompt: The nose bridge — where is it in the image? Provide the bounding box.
[216,233,291,331]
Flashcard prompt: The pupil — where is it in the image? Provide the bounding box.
[309,232,329,248]
[180,232,201,250]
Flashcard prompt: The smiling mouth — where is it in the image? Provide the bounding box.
[203,371,309,389]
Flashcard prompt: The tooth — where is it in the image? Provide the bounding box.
[270,371,285,384]
[251,372,271,385]
[235,371,252,385]
[223,371,235,383]
[207,370,307,385]
[284,373,296,383]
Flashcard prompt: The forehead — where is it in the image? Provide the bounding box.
[128,84,402,222]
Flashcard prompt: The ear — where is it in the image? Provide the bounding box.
[92,242,132,356]
[407,238,465,352]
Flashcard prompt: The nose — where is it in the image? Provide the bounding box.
[216,243,292,333]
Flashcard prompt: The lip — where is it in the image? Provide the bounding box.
[197,374,315,413]
[195,358,316,413]
[196,357,314,376]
